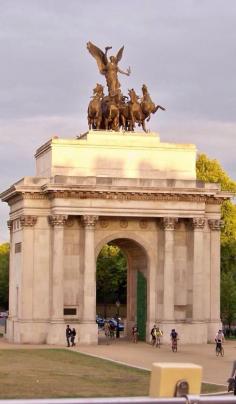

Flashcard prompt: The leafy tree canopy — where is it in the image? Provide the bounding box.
[196,153,236,244]
[96,244,127,309]
[196,153,236,192]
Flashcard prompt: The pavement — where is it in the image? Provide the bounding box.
[0,335,235,386]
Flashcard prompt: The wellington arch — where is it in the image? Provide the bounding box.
[1,131,231,345]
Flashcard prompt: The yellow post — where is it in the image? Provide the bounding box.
[149,362,202,398]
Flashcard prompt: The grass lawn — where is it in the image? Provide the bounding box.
[0,349,225,399]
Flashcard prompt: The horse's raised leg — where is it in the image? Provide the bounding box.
[142,120,147,133]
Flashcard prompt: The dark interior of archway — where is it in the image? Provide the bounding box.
[96,244,127,319]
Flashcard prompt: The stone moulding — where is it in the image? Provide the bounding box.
[18,190,228,204]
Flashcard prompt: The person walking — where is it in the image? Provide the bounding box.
[71,328,76,346]
[66,324,72,347]
[150,324,157,346]
[132,325,138,343]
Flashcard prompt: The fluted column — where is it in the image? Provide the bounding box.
[192,217,205,321]
[81,215,98,323]
[162,217,178,321]
[48,214,67,320]
[20,215,37,319]
[208,219,223,321]
[7,220,14,319]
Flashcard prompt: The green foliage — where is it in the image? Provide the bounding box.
[196,153,236,192]
[220,271,236,327]
[96,245,127,313]
[0,243,10,309]
[196,154,236,323]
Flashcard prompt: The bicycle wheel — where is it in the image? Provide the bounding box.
[221,347,224,357]
[216,347,220,356]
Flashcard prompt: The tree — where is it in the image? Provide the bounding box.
[196,153,236,324]
[220,272,236,329]
[0,243,10,309]
[96,244,127,317]
[196,153,236,245]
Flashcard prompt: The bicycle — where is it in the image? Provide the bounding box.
[216,342,224,357]
[172,338,178,352]
[156,336,161,348]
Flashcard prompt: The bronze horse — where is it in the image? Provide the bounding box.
[87,84,104,130]
[128,88,147,132]
[140,84,165,122]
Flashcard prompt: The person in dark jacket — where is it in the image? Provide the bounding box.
[71,328,76,346]
[66,325,72,347]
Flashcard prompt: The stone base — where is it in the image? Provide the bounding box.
[78,322,98,345]
[7,318,48,344]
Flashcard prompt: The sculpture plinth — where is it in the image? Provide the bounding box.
[35,131,196,180]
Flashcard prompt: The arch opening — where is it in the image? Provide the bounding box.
[96,237,149,340]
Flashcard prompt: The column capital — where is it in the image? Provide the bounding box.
[48,214,68,227]
[192,217,205,229]
[20,215,37,227]
[81,215,99,229]
[162,217,178,230]
[7,220,13,230]
[208,219,224,231]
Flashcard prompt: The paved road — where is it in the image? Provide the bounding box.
[0,335,235,386]
[78,337,236,386]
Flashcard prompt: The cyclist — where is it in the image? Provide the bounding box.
[170,328,178,352]
[155,326,163,348]
[215,329,224,354]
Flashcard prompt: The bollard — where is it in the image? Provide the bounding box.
[149,362,202,398]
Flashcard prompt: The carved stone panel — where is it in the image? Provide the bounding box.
[20,215,37,227]
[162,217,178,230]
[81,215,99,228]
[48,215,68,227]
[208,219,224,231]
[192,217,205,230]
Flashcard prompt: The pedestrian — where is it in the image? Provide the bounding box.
[66,324,72,347]
[132,325,138,343]
[71,328,76,346]
[227,361,236,394]
[150,324,157,346]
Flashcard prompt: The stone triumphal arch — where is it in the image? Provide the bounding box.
[1,131,229,345]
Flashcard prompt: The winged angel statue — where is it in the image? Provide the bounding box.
[87,41,131,96]
[86,41,165,132]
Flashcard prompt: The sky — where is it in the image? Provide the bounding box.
[0,0,236,242]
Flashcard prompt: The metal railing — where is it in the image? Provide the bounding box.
[0,396,236,404]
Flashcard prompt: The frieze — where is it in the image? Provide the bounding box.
[20,215,37,227]
[208,219,224,231]
[99,219,109,228]
[8,189,227,205]
[139,219,148,229]
[48,214,68,227]
[81,215,99,228]
[192,217,205,229]
[120,219,128,228]
[162,217,178,230]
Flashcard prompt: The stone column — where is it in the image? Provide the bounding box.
[80,215,99,344]
[162,217,178,322]
[192,217,205,321]
[7,220,14,318]
[20,215,37,320]
[208,219,223,333]
[47,214,67,344]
